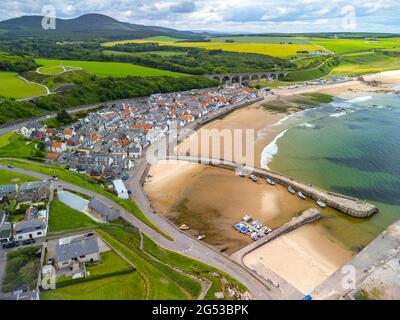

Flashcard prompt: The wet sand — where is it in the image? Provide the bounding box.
[145,160,317,254]
[243,223,352,294]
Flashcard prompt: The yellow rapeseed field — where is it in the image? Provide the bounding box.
[103,39,323,57]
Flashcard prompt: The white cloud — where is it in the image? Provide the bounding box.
[1,0,399,33]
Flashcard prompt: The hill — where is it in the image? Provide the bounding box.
[0,13,201,41]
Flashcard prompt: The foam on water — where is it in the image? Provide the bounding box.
[298,123,316,129]
[348,95,373,103]
[330,111,347,118]
[260,129,288,169]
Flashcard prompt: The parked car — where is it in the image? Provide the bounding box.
[7,164,15,169]
[2,242,20,249]
[21,239,36,246]
[52,176,59,181]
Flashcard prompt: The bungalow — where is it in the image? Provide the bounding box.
[14,219,47,241]
[55,233,100,270]
[112,179,129,200]
[20,123,46,138]
[18,181,51,203]
[88,197,120,222]
[0,184,18,202]
[51,141,66,153]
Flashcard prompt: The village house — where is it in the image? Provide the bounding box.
[51,141,67,153]
[88,197,120,222]
[17,181,51,203]
[20,122,47,138]
[55,233,100,270]
[14,219,47,241]
[0,184,18,202]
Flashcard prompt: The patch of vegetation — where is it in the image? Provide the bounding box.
[0,72,46,98]
[2,246,41,293]
[41,251,143,300]
[97,227,195,299]
[0,51,38,72]
[0,169,37,184]
[48,199,98,232]
[0,132,45,160]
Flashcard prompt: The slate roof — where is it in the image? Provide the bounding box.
[55,234,99,262]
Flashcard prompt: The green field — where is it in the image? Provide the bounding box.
[103,37,324,57]
[0,72,46,98]
[0,133,44,159]
[48,199,98,232]
[0,169,37,185]
[332,51,400,75]
[41,251,144,300]
[313,38,400,54]
[35,58,185,77]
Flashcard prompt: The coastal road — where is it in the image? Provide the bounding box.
[0,164,286,300]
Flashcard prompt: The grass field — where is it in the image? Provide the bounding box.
[312,38,400,54]
[0,159,172,240]
[41,251,144,300]
[48,199,98,232]
[0,169,37,185]
[35,58,186,78]
[0,71,46,98]
[103,38,324,57]
[0,133,44,159]
[332,51,400,75]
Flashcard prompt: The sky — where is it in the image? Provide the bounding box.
[1,0,400,33]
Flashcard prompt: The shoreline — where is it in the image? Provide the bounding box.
[144,69,400,294]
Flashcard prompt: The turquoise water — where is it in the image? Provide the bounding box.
[267,94,400,251]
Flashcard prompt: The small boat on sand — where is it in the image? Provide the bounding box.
[238,172,245,178]
[288,186,296,194]
[179,224,190,230]
[249,174,258,182]
[317,199,327,208]
[197,235,205,241]
[266,178,276,185]
[297,191,306,200]
[242,214,252,222]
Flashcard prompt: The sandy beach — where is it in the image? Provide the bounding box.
[243,224,352,294]
[145,160,317,254]
[145,69,400,291]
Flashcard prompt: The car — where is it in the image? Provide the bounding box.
[2,241,20,249]
[7,164,15,169]
[21,239,36,246]
[52,176,59,181]
[127,189,132,195]
[122,176,129,181]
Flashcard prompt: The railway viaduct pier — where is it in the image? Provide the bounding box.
[207,71,289,85]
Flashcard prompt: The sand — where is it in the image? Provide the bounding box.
[243,224,352,294]
[146,69,400,289]
[145,160,317,254]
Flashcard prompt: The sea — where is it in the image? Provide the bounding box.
[261,93,400,252]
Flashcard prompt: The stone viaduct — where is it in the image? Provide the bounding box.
[207,71,289,85]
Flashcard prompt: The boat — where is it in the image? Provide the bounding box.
[317,199,327,208]
[197,235,205,241]
[266,178,276,185]
[249,174,258,182]
[288,186,296,194]
[297,191,306,200]
[179,224,190,230]
[242,215,252,222]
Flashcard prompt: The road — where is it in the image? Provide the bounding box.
[0,163,287,300]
